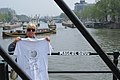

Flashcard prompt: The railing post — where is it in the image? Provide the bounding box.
[0,60,6,80]
[1,60,9,80]
[113,51,119,80]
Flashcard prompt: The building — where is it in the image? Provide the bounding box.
[74,0,87,12]
[74,0,93,12]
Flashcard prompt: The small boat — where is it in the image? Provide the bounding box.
[62,20,75,28]
[47,20,56,33]
[22,15,40,29]
[47,20,56,29]
[3,23,22,30]
[2,28,55,37]
[22,22,29,29]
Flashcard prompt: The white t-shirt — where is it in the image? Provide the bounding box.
[14,38,51,80]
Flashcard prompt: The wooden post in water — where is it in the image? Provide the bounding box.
[54,0,120,79]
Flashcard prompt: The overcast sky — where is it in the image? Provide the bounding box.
[0,0,95,17]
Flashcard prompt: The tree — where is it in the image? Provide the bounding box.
[0,12,13,22]
[95,0,120,22]
[6,12,13,22]
[76,0,120,22]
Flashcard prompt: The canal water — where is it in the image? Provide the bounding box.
[0,22,120,80]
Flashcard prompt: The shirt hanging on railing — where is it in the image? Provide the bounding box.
[14,38,52,80]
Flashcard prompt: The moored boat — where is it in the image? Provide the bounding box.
[47,20,56,33]
[3,22,22,30]
[22,22,29,29]
[62,20,75,28]
[2,28,55,37]
[2,15,57,37]
[47,20,56,29]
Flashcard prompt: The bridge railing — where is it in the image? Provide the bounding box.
[1,50,120,80]
[49,51,120,80]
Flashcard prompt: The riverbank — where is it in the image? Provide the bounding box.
[85,22,120,29]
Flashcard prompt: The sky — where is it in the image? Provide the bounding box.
[0,0,95,17]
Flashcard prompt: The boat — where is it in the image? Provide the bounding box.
[3,22,22,30]
[2,28,55,37]
[47,20,56,29]
[2,15,56,37]
[47,20,56,33]
[22,22,29,29]
[22,17,40,29]
[62,20,75,28]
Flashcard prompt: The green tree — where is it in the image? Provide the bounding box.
[77,0,120,22]
[6,12,13,22]
[0,12,13,22]
[96,0,120,22]
[95,0,109,21]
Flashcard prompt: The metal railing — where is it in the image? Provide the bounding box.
[0,50,120,80]
[49,51,119,80]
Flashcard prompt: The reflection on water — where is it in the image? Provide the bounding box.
[0,23,120,80]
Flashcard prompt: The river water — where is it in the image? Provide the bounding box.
[0,22,120,80]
